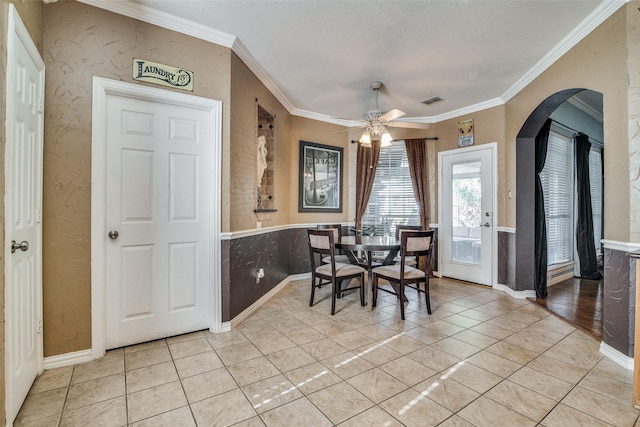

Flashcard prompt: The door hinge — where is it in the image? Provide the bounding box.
[36,208,42,223]
[38,98,44,113]
[38,319,43,334]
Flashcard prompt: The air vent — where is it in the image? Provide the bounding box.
[420,96,443,105]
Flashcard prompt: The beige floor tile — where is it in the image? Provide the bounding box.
[465,350,522,378]
[486,340,539,364]
[216,342,263,366]
[308,381,374,424]
[72,350,124,384]
[174,350,224,379]
[14,414,61,427]
[485,380,558,421]
[533,316,577,335]
[267,346,316,372]
[383,334,425,354]
[126,361,178,393]
[457,308,498,322]
[286,327,326,345]
[541,403,615,427]
[168,337,213,360]
[579,371,634,403]
[592,357,634,385]
[14,388,67,425]
[451,329,499,349]
[165,331,205,344]
[436,414,476,426]
[331,330,376,350]
[527,354,590,384]
[445,362,502,394]
[413,375,479,412]
[377,317,420,332]
[204,330,249,349]
[251,332,297,355]
[127,380,188,424]
[458,396,537,427]
[562,386,640,426]
[313,320,354,337]
[379,355,437,386]
[227,356,280,387]
[65,373,125,411]
[518,324,568,344]
[261,397,332,427]
[283,361,342,395]
[442,314,483,328]
[508,366,573,401]
[181,367,238,403]
[406,346,462,372]
[422,320,466,336]
[337,405,404,427]
[504,332,556,353]
[542,343,603,370]
[130,406,195,426]
[232,416,266,427]
[242,374,303,414]
[379,388,452,427]
[431,337,481,359]
[354,343,403,366]
[347,368,409,403]
[403,325,449,345]
[124,339,167,355]
[236,317,281,340]
[29,367,73,395]
[323,351,375,379]
[59,397,126,427]
[483,317,528,333]
[469,322,515,340]
[125,346,172,372]
[355,323,399,340]
[191,388,257,426]
[300,337,348,360]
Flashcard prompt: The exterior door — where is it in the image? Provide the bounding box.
[5,6,45,424]
[439,144,496,286]
[104,91,214,349]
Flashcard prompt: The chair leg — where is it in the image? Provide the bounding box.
[399,281,405,320]
[310,275,316,307]
[331,279,337,315]
[425,277,432,314]
[372,275,378,307]
[359,273,365,307]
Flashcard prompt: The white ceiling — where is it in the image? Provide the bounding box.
[86,0,621,126]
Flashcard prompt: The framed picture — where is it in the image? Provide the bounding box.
[299,141,343,212]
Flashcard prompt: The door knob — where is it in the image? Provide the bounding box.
[108,230,119,240]
[11,240,29,253]
[483,223,491,228]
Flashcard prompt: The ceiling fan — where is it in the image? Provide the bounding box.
[357,81,430,147]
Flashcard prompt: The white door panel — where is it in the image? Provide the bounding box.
[439,145,496,286]
[105,94,213,349]
[5,5,45,424]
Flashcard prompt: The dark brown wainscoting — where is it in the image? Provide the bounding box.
[532,276,603,341]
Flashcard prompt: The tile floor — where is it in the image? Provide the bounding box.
[14,277,640,426]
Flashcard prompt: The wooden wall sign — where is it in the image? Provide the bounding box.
[133,58,193,91]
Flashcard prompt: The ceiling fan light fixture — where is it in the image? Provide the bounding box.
[359,131,372,146]
[381,131,393,146]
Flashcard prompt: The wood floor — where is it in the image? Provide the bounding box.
[533,276,603,340]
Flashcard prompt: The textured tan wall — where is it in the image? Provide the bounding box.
[433,106,507,226]
[1,0,44,422]
[504,7,628,236]
[42,0,231,356]
[229,53,291,231]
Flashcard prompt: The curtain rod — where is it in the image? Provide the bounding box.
[551,119,603,145]
[350,137,438,144]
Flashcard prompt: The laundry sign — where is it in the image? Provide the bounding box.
[133,58,193,91]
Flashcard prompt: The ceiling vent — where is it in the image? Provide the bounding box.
[420,96,443,105]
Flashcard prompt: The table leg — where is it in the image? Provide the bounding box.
[366,251,374,311]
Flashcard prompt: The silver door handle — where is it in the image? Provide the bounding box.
[11,240,29,253]
[108,230,119,240]
[483,223,491,228]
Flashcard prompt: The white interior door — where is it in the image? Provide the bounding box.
[5,5,45,424]
[104,90,215,349]
[439,144,496,286]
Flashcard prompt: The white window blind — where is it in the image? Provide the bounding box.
[589,147,603,253]
[362,141,419,235]
[540,132,573,266]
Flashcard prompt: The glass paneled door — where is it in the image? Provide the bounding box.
[439,144,496,286]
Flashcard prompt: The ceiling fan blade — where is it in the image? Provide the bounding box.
[379,109,405,122]
[386,121,431,129]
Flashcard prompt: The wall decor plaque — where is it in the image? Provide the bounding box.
[133,58,193,91]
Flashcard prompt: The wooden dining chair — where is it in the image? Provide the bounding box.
[372,230,435,320]
[307,228,366,315]
[394,225,423,266]
[317,224,350,264]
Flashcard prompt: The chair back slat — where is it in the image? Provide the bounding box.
[401,230,435,258]
[396,224,422,240]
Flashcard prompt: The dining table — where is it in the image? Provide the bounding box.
[335,235,401,310]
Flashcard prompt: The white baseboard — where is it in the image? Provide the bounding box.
[44,349,93,370]
[229,273,311,328]
[493,283,536,299]
[600,342,634,370]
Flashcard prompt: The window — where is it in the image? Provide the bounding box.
[540,131,573,266]
[362,141,419,235]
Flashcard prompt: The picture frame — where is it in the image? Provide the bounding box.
[298,141,343,213]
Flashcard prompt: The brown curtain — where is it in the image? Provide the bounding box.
[405,138,429,229]
[354,141,381,229]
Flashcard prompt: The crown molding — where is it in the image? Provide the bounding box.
[567,96,603,122]
[290,108,354,127]
[502,0,628,104]
[423,97,506,122]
